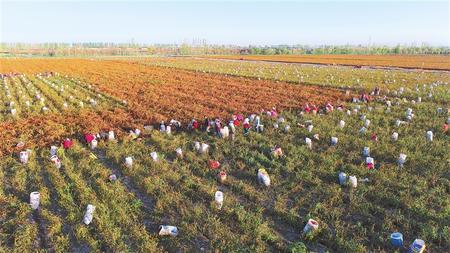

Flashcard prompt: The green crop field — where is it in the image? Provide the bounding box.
[0,57,449,253]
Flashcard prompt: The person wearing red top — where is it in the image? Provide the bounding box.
[304,104,311,113]
[311,105,318,114]
[192,120,199,130]
[360,92,370,103]
[63,138,72,149]
[84,134,95,144]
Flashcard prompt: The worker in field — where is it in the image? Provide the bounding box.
[326,102,334,113]
[188,119,199,131]
[203,117,210,132]
[373,86,381,96]
[229,120,236,141]
[243,118,251,136]
[360,91,370,103]
[214,119,222,137]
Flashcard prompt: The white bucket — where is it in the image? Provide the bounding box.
[90,139,98,150]
[338,172,347,185]
[349,176,358,188]
[417,97,422,103]
[398,153,407,167]
[10,108,17,116]
[175,147,183,158]
[50,146,58,156]
[199,143,209,154]
[366,157,374,166]
[50,155,61,169]
[331,137,338,146]
[364,119,371,128]
[363,147,370,157]
[359,127,367,134]
[83,204,95,225]
[346,110,351,115]
[19,151,29,164]
[303,219,319,234]
[166,126,171,135]
[150,152,158,162]
[273,123,279,129]
[257,169,271,186]
[284,125,290,133]
[221,126,229,138]
[159,225,178,236]
[392,132,399,141]
[307,125,313,133]
[305,137,312,149]
[109,174,117,181]
[426,131,433,142]
[30,192,40,210]
[125,157,133,168]
[194,141,200,151]
[215,191,224,210]
[108,131,115,141]
[339,120,345,129]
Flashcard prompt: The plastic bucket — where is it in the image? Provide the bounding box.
[125,157,133,168]
[217,171,227,183]
[426,131,433,142]
[363,147,370,157]
[392,132,399,141]
[331,137,338,146]
[50,155,61,169]
[30,192,40,210]
[108,131,115,141]
[159,225,178,236]
[215,191,224,210]
[19,151,29,164]
[390,232,403,247]
[398,153,407,167]
[83,204,95,225]
[90,139,98,150]
[305,138,312,149]
[303,219,319,234]
[349,176,357,188]
[150,152,158,162]
[338,172,347,185]
[409,239,425,253]
[257,169,271,186]
[50,146,58,156]
[176,147,183,158]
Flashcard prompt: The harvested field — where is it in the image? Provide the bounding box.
[205,54,450,71]
[0,58,346,155]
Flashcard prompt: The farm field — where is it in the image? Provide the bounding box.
[204,55,450,71]
[136,57,450,100]
[0,57,449,253]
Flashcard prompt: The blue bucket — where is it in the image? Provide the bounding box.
[390,232,403,247]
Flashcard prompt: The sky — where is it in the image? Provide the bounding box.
[1,0,449,46]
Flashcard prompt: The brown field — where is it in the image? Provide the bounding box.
[205,54,450,70]
[0,58,346,155]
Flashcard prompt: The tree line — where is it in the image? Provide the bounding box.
[1,43,448,56]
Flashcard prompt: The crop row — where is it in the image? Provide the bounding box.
[137,57,450,95]
[2,82,448,252]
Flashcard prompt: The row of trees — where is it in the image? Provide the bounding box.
[248,44,450,55]
[1,43,448,56]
